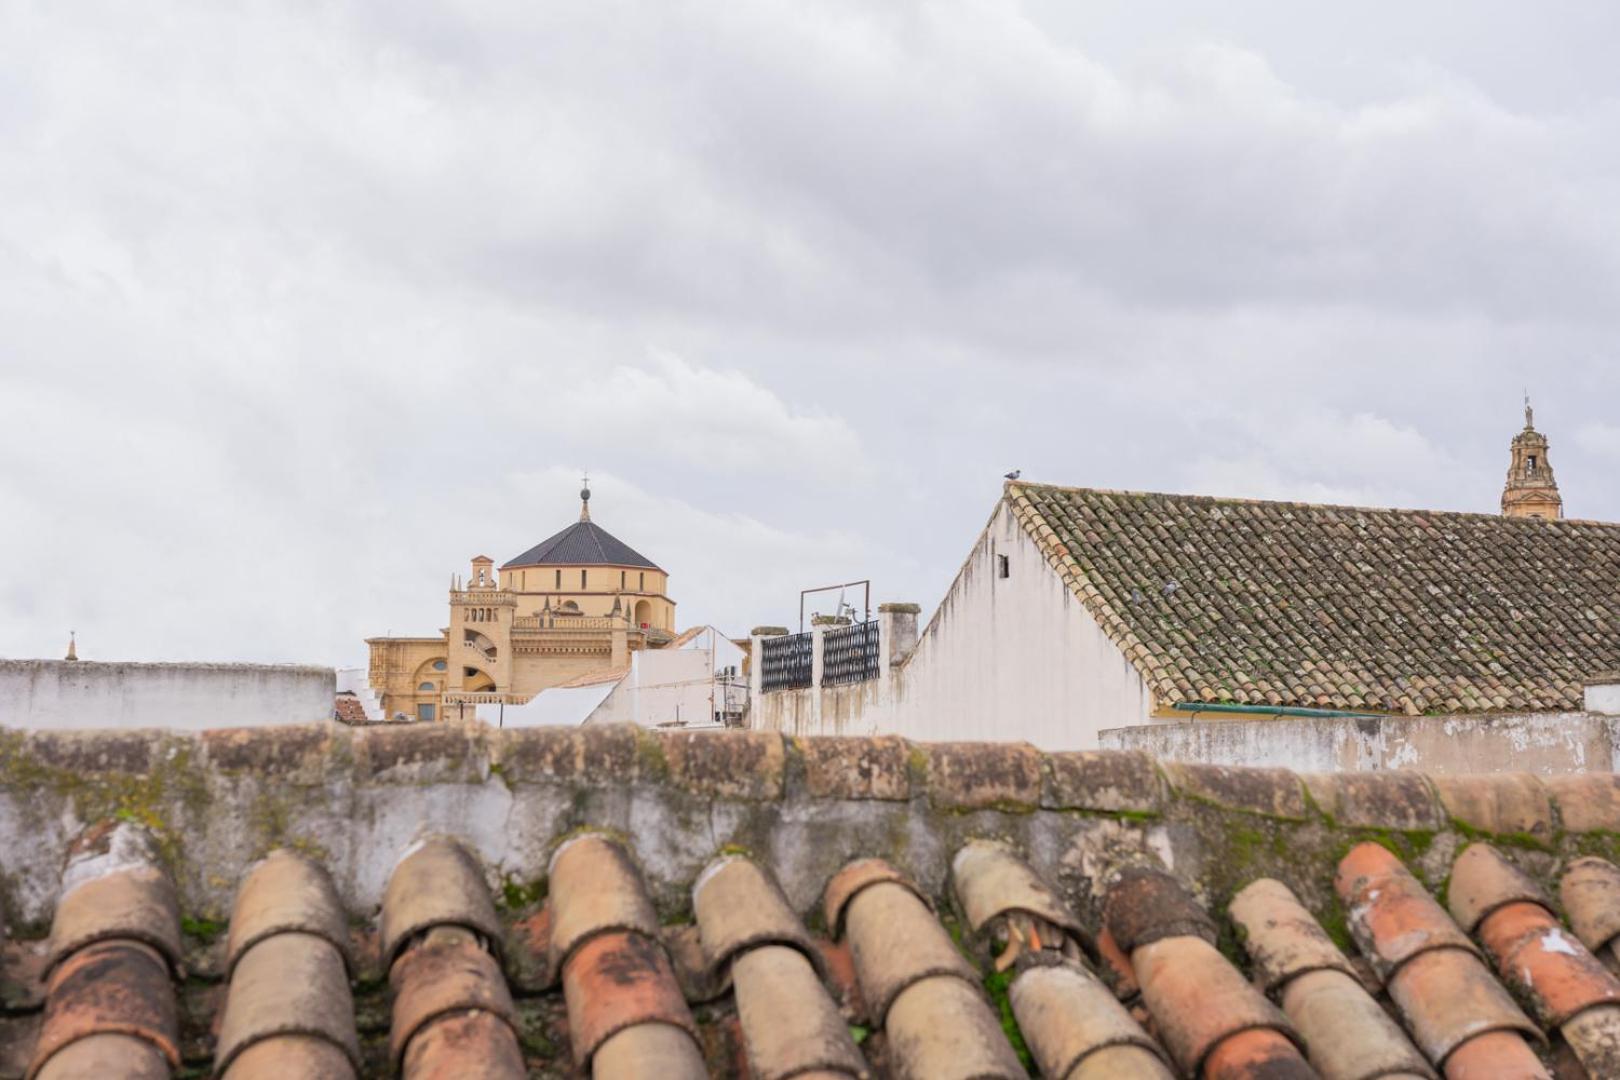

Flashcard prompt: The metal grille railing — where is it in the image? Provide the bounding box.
[823,620,881,687]
[760,632,813,692]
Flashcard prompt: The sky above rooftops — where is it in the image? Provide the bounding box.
[3,1,1620,666]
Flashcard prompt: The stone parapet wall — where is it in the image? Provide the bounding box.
[1103,710,1620,774]
[4,722,1620,951]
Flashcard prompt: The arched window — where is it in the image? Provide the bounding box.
[418,681,436,692]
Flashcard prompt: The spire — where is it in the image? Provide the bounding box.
[579,472,592,522]
[1502,396,1562,520]
[65,631,78,662]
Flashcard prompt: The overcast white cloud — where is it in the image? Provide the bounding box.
[2,0,1618,666]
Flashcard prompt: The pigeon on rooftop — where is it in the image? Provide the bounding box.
[1004,469,1021,480]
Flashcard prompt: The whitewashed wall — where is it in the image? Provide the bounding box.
[0,660,334,730]
[754,500,1155,750]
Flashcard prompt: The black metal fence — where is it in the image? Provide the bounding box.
[760,631,813,692]
[823,620,881,687]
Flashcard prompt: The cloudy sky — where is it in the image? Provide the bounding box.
[4,1,1620,667]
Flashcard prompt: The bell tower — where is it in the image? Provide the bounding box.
[1501,396,1563,520]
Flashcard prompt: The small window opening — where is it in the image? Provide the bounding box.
[432,660,446,672]
[555,569,561,588]
[418,681,436,692]
[581,569,588,589]
[620,570,626,588]
[1527,455,1538,474]
[997,554,1010,579]
[639,572,645,590]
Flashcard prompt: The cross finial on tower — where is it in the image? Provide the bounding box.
[579,472,592,522]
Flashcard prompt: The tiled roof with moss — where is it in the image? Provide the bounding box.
[1008,482,1620,714]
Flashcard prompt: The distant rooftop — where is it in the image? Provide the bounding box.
[1009,481,1620,715]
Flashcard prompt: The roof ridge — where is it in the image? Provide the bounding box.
[1009,479,1617,530]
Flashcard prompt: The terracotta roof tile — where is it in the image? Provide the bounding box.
[1008,482,1620,713]
[22,725,1620,1075]
[950,840,1094,965]
[547,834,707,1075]
[28,826,182,1080]
[223,850,352,979]
[379,837,503,969]
[1335,842,1544,1070]
[1231,878,1433,1079]
[1104,870,1308,1078]
[1561,857,1620,962]
[691,855,821,986]
[382,847,524,1079]
[1456,845,1620,1075]
[827,859,1023,1077]
[1007,956,1169,1080]
[544,833,661,985]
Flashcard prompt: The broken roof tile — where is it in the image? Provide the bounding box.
[949,841,1093,962]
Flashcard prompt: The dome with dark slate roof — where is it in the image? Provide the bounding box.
[501,521,661,571]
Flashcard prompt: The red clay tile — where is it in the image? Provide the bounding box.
[1386,946,1543,1069]
[1438,1028,1551,1079]
[1446,844,1551,937]
[732,945,868,1080]
[1556,1004,1620,1080]
[28,940,180,1079]
[840,879,978,1026]
[223,1035,356,1079]
[399,1010,528,1080]
[823,858,928,939]
[692,855,819,979]
[1474,901,1620,1052]
[389,925,517,1072]
[224,850,352,978]
[216,930,359,1078]
[1131,935,1301,1076]
[561,929,700,1069]
[30,1032,169,1080]
[1560,857,1620,962]
[1229,877,1358,993]
[1007,957,1169,1080]
[46,865,182,980]
[949,841,1093,960]
[545,833,660,982]
[1200,1027,1316,1080]
[1279,968,1436,1080]
[379,837,503,968]
[883,975,1025,1080]
[1231,878,1433,1079]
[592,1021,710,1079]
[1102,865,1218,952]
[1336,842,1478,981]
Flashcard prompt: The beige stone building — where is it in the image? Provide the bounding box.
[367,485,677,721]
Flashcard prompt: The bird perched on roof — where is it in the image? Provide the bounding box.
[1004,469,1021,480]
